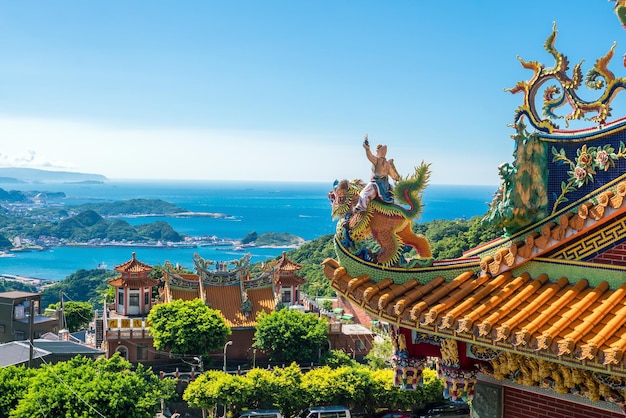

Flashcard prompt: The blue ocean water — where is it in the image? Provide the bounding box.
[0,180,497,281]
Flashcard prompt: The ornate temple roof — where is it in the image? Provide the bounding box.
[324,255,626,376]
[274,251,302,272]
[273,251,305,286]
[113,252,153,274]
[109,252,158,288]
[161,253,276,329]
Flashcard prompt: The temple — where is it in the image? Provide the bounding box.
[323,21,626,418]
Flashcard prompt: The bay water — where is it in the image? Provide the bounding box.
[0,180,496,281]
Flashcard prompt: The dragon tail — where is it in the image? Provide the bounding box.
[394,161,431,218]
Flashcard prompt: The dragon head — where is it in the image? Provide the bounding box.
[328,179,363,220]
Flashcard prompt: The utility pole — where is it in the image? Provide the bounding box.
[60,290,65,329]
[28,299,34,368]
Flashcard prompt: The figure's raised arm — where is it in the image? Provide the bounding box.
[388,159,401,182]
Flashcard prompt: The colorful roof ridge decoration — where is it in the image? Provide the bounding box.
[327,159,433,268]
[476,184,626,277]
[507,22,626,134]
[161,253,276,328]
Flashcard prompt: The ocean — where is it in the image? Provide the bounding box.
[0,180,497,281]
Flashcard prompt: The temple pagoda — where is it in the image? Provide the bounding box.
[271,251,305,306]
[108,252,158,317]
[323,18,626,418]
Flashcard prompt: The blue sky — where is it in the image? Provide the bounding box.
[0,1,625,185]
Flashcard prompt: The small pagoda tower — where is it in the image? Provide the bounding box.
[272,251,305,307]
[108,252,158,316]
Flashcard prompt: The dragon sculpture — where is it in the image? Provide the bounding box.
[328,161,432,267]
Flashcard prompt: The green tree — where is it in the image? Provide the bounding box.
[243,368,280,409]
[41,268,118,309]
[365,334,393,370]
[253,308,328,364]
[271,363,306,417]
[0,233,12,249]
[148,298,230,357]
[48,301,93,332]
[0,366,37,418]
[321,349,358,369]
[184,370,230,412]
[8,354,175,418]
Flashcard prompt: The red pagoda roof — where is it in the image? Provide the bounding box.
[114,252,153,274]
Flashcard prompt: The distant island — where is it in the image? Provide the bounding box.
[0,167,107,184]
[0,187,305,251]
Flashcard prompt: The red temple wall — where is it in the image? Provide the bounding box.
[503,386,624,418]
[590,241,626,266]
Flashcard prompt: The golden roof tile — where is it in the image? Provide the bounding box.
[322,257,626,371]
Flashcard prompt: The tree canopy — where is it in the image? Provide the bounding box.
[253,308,328,364]
[48,300,93,332]
[148,298,231,358]
[184,363,443,416]
[0,354,174,418]
[41,268,118,309]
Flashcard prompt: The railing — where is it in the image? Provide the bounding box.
[159,363,320,382]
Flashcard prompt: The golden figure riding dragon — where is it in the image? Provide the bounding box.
[328,137,432,267]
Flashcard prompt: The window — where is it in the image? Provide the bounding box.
[129,294,139,307]
[281,286,292,304]
[355,340,366,351]
[118,290,124,305]
[0,324,4,334]
[144,291,149,305]
[137,344,148,361]
[15,331,24,340]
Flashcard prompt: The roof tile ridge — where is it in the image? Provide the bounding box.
[453,272,525,333]
[363,278,394,303]
[514,278,589,347]
[476,272,533,336]
[436,272,505,330]
[535,280,607,351]
[494,274,563,342]
[406,277,447,321]
[578,301,626,361]
[418,271,476,325]
[555,283,626,356]
[378,280,420,311]
[434,274,492,329]
[347,274,372,293]
[600,326,626,365]
[394,277,445,316]
[441,273,494,330]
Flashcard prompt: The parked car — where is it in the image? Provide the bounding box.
[414,401,470,418]
[299,406,352,418]
[238,409,283,418]
[365,410,412,418]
